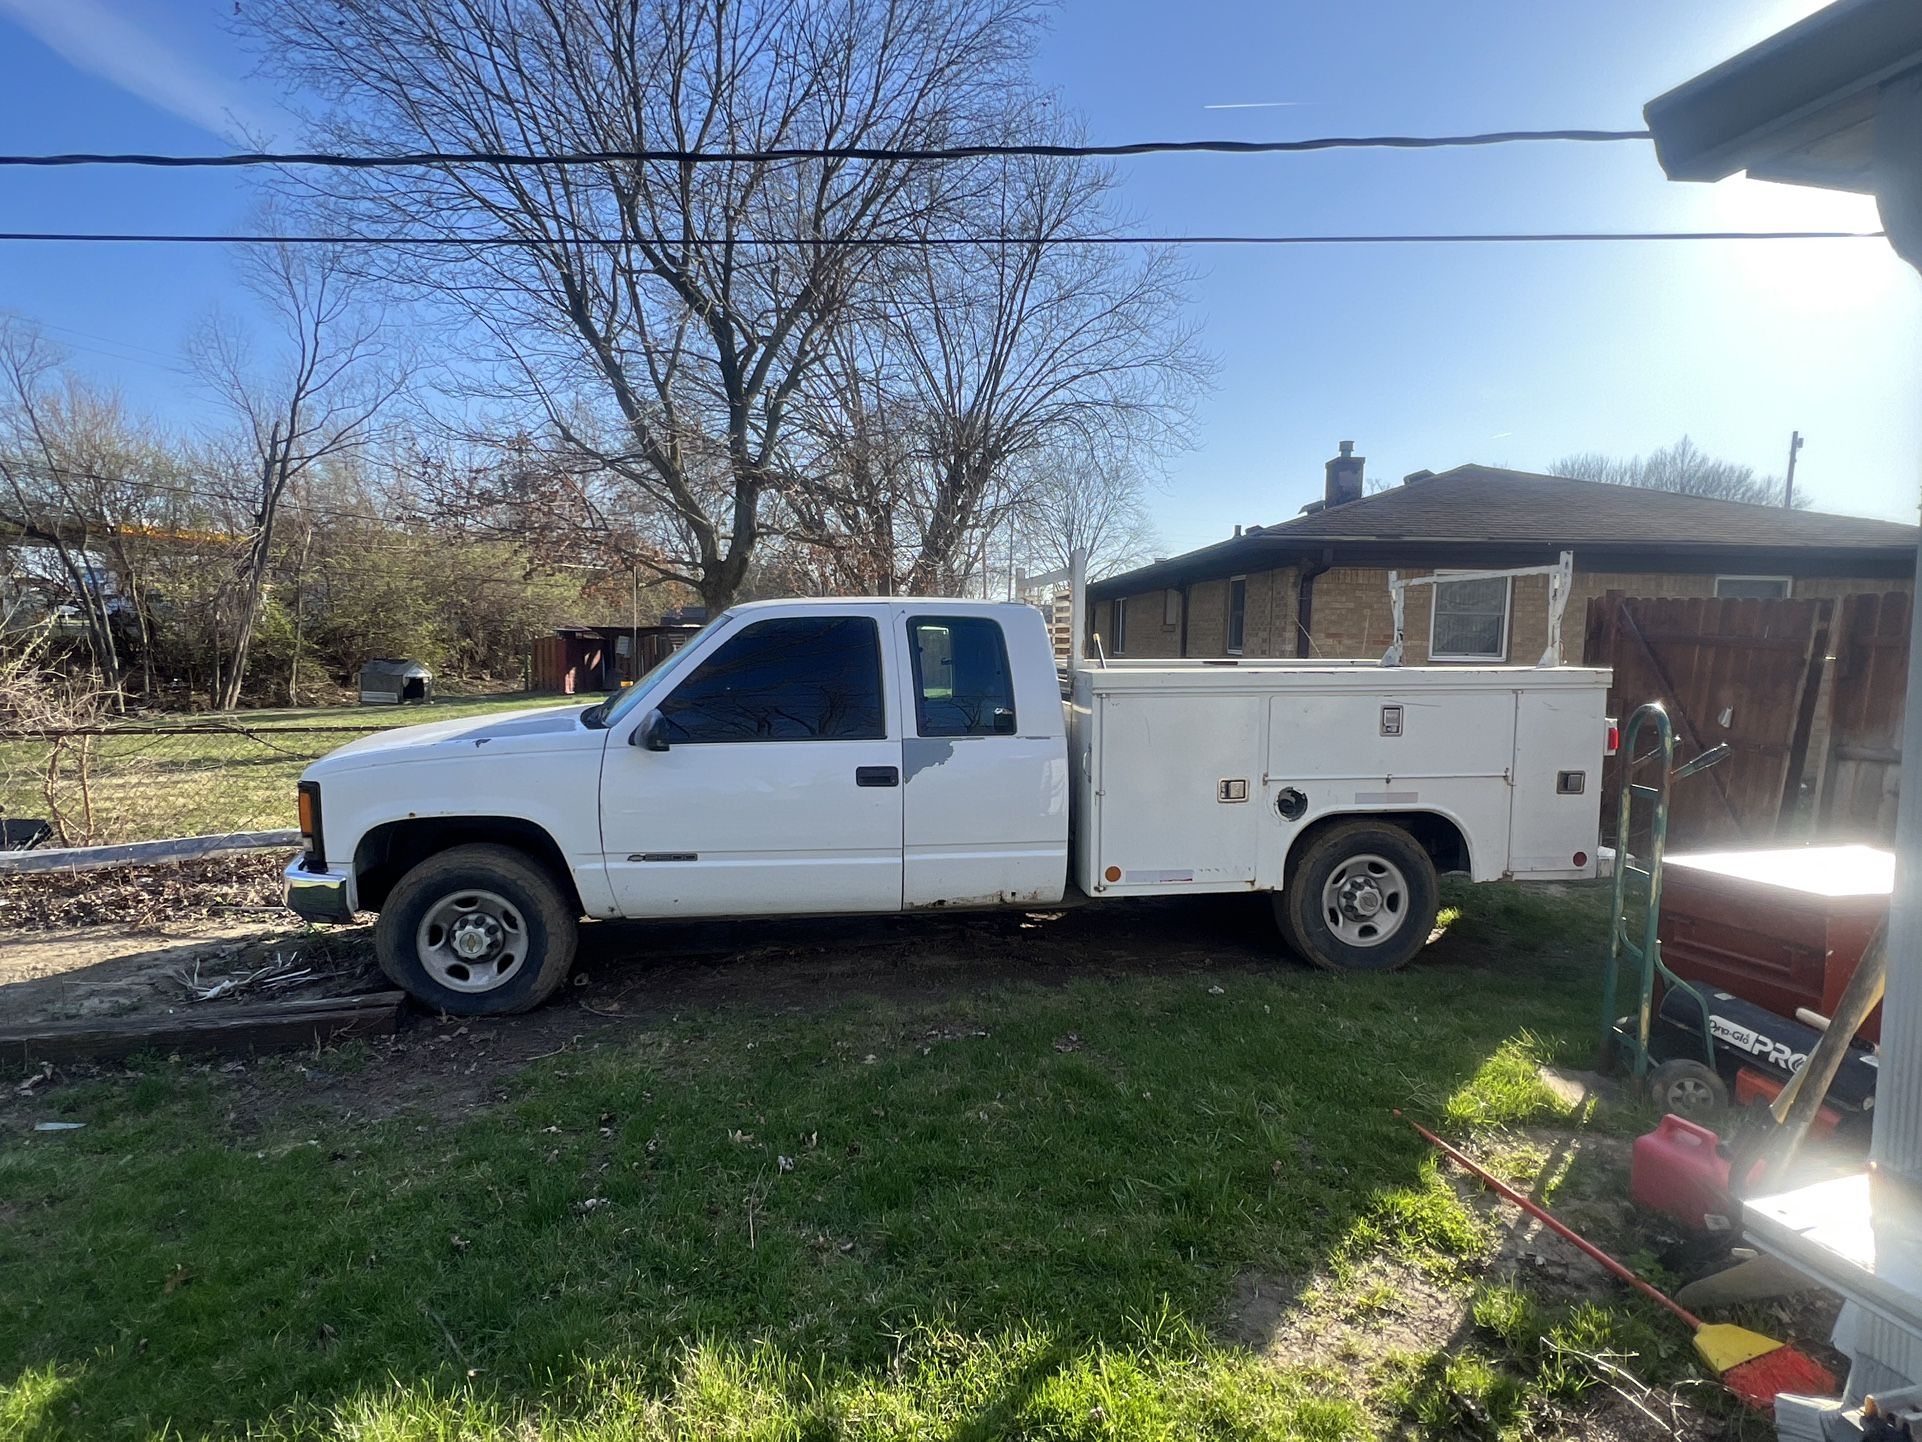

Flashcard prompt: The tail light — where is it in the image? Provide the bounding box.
[297,780,325,868]
[1604,718,1620,756]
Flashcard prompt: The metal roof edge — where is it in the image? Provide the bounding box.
[1643,0,1922,181]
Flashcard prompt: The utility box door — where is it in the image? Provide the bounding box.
[1092,691,1264,890]
[1266,686,1519,882]
[1507,686,1608,876]
[1267,687,1517,781]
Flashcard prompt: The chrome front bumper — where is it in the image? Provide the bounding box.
[284,856,357,924]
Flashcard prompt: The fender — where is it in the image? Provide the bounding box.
[1276,804,1476,887]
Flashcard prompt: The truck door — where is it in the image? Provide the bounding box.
[599,612,904,916]
[898,612,1069,907]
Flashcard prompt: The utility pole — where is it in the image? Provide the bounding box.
[1784,430,1804,508]
[629,570,640,684]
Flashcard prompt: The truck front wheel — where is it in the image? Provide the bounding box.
[374,843,578,1015]
[1276,821,1439,973]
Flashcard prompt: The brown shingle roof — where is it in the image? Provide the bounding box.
[1089,464,1917,597]
[1273,465,1919,547]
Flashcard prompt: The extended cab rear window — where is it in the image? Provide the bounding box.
[907,616,1016,737]
[658,615,885,742]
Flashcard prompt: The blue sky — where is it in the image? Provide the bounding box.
[0,0,1916,558]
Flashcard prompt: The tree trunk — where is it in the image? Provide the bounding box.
[218,431,289,712]
[217,553,270,711]
[286,526,312,706]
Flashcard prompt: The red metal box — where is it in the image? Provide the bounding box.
[1658,845,1889,1044]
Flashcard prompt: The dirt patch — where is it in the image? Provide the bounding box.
[1533,1385,1727,1441]
[1463,1127,1643,1310]
[1538,1065,1624,1110]
[1223,1259,1475,1368]
[0,920,381,1030]
[0,852,289,930]
[1,921,280,1026]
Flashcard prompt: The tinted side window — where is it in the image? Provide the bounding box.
[908,616,1016,737]
[658,616,884,742]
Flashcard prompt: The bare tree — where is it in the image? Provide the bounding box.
[786,140,1203,594]
[1552,436,1805,508]
[0,617,112,842]
[192,238,404,709]
[241,0,1044,613]
[0,322,147,701]
[1013,449,1160,582]
[778,327,931,593]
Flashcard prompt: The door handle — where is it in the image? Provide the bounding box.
[855,765,899,788]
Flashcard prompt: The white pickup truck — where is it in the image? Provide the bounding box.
[286,597,1610,1014]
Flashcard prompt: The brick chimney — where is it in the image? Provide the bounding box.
[1325,440,1364,507]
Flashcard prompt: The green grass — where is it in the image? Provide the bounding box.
[0,880,1721,1440]
[0,694,580,845]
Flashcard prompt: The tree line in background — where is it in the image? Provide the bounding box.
[3,0,1192,712]
[1552,436,1805,509]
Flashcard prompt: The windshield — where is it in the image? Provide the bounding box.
[597,613,728,729]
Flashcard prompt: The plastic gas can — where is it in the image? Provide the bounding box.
[1631,1114,1735,1234]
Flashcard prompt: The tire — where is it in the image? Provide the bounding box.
[1275,820,1439,973]
[374,843,578,1015]
[1646,1058,1730,1123]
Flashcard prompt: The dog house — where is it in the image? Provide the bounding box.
[358,658,433,706]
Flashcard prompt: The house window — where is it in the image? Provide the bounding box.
[1226,576,1247,653]
[1715,575,1792,600]
[1163,588,1180,628]
[1111,597,1128,655]
[1429,574,1511,662]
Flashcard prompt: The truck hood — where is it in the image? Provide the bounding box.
[304,704,604,776]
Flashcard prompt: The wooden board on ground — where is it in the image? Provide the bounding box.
[0,990,405,1066]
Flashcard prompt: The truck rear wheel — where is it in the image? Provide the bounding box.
[1276,821,1438,973]
[374,843,578,1015]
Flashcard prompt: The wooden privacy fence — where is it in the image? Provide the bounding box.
[1818,591,1911,839]
[1583,591,1912,846]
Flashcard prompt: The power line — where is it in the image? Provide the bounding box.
[35,320,191,365]
[0,131,1653,171]
[0,229,1887,248]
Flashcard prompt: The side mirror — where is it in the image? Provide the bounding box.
[632,708,671,751]
[991,707,1016,735]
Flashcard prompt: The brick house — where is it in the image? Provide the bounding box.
[1088,443,1918,664]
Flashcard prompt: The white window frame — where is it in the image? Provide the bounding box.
[1111,596,1128,654]
[1427,572,1512,663]
[1163,587,1180,628]
[1714,574,1793,599]
[1226,575,1247,655]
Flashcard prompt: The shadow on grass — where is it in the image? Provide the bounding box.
[0,881,1623,1439]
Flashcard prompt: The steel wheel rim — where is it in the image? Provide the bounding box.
[1320,852,1410,948]
[416,888,529,993]
[1666,1075,1718,1113]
